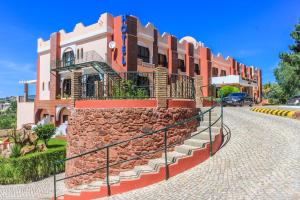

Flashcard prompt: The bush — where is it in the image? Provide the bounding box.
[0,147,66,184]
[10,144,22,158]
[217,86,240,97]
[113,80,149,99]
[33,124,56,147]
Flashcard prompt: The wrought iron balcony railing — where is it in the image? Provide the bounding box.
[51,50,107,72]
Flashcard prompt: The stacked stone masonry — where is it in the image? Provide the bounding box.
[66,107,198,188]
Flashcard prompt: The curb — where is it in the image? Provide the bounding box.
[250,107,298,119]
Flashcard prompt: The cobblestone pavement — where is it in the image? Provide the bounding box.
[0,173,65,200]
[1,107,299,200]
[105,107,300,200]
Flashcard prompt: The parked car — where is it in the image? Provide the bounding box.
[287,95,300,105]
[222,92,254,107]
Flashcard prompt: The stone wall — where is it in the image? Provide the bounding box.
[66,107,198,188]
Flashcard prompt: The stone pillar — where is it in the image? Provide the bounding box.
[71,71,82,106]
[195,75,204,108]
[155,67,168,108]
[94,81,99,99]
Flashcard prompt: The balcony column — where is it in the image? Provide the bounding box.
[155,67,168,108]
[195,75,204,108]
[71,71,82,106]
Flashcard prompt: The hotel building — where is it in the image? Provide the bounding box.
[17,12,262,129]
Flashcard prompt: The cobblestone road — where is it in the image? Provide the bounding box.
[1,107,299,200]
[106,107,300,200]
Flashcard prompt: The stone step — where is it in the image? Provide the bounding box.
[192,131,218,140]
[86,180,103,191]
[119,170,139,179]
[104,175,120,185]
[200,110,218,116]
[133,165,156,174]
[184,138,209,147]
[148,158,173,169]
[203,115,220,121]
[197,126,220,132]
[201,120,221,127]
[175,144,197,155]
[162,151,186,162]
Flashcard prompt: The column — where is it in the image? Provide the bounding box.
[155,67,168,108]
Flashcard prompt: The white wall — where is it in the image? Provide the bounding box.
[76,36,108,61]
[17,102,35,130]
[39,53,51,100]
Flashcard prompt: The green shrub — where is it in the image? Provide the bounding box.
[0,147,66,184]
[113,80,148,99]
[217,86,240,97]
[10,144,22,158]
[33,124,56,147]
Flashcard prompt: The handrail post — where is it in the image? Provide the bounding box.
[106,146,111,196]
[221,95,224,134]
[208,109,213,157]
[53,163,57,200]
[164,129,169,180]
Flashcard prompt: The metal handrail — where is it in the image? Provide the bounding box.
[53,96,224,199]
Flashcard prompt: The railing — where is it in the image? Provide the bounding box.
[18,95,35,102]
[53,95,224,199]
[168,74,195,99]
[80,72,156,100]
[51,50,106,71]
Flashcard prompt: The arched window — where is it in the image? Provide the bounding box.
[62,49,75,67]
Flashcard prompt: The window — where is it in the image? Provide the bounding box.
[63,79,71,97]
[212,67,219,77]
[81,48,84,59]
[62,115,69,123]
[62,50,75,67]
[195,64,200,75]
[48,81,50,90]
[138,45,150,63]
[178,59,185,72]
[77,49,80,59]
[220,70,226,76]
[42,82,45,91]
[158,54,168,67]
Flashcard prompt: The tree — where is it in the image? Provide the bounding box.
[217,86,240,97]
[274,20,300,100]
[263,83,286,104]
[33,124,56,147]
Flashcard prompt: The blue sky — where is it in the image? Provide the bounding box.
[0,0,299,97]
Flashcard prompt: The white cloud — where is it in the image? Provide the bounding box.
[0,60,35,74]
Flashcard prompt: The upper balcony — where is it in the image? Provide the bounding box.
[50,50,113,74]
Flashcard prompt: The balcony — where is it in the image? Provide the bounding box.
[51,50,112,74]
[73,71,195,100]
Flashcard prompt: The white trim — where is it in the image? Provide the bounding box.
[60,27,112,46]
[37,27,113,53]
[137,32,154,42]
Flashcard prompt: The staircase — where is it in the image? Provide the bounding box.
[56,109,223,200]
